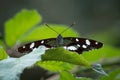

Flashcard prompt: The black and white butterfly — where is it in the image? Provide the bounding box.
[18,24,103,54]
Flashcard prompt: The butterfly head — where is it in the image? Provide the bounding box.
[45,23,74,47]
[56,34,64,47]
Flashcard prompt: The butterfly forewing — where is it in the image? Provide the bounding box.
[18,38,57,53]
[63,37,103,54]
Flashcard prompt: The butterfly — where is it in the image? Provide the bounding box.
[18,23,103,54]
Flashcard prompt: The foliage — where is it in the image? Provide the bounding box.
[0,46,7,60]
[0,9,120,80]
[5,9,42,47]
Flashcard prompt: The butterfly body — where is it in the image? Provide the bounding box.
[18,34,103,54]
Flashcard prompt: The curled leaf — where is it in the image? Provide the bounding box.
[92,64,108,76]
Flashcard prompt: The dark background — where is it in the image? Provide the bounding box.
[0,0,120,36]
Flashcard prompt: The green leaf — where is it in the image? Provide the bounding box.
[5,9,42,47]
[76,77,93,80]
[0,46,8,60]
[0,34,5,48]
[21,24,79,43]
[37,61,73,72]
[82,45,120,63]
[0,40,5,48]
[100,68,120,80]
[59,71,76,80]
[42,48,91,67]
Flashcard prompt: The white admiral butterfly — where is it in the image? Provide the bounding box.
[18,23,103,54]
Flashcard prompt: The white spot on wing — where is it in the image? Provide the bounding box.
[41,40,44,44]
[82,45,87,48]
[77,44,80,47]
[67,46,77,50]
[45,47,50,50]
[76,38,79,42]
[63,46,67,49]
[23,46,25,48]
[95,42,98,45]
[30,43,35,49]
[86,39,90,45]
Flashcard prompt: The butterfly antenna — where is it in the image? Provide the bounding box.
[45,23,59,34]
[60,22,76,34]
